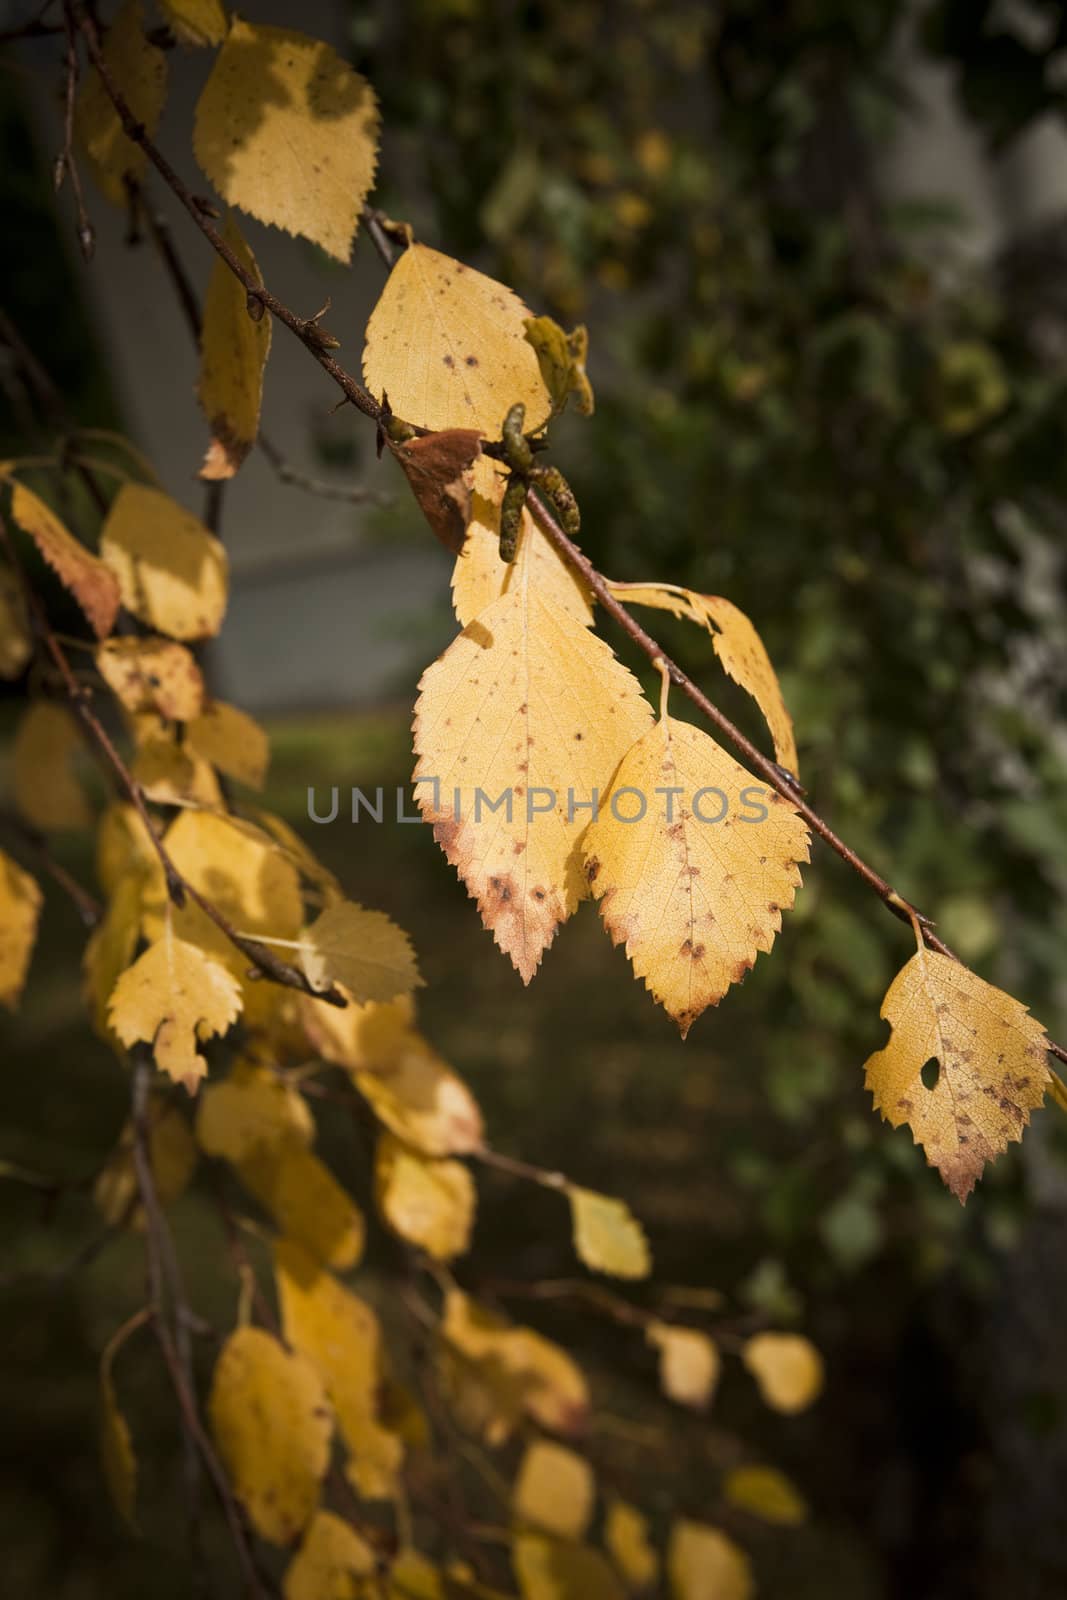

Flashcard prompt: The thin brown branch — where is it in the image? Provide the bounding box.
[58,6,94,260]
[0,807,101,925]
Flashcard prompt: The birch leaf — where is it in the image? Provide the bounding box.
[0,849,42,1009]
[452,456,593,628]
[568,1187,651,1280]
[607,581,798,774]
[194,20,379,262]
[605,1501,659,1591]
[85,876,144,1044]
[240,1140,365,1270]
[160,0,227,47]
[723,1465,807,1526]
[197,1059,314,1160]
[108,924,243,1091]
[100,485,228,640]
[131,733,224,809]
[96,636,205,721]
[583,712,809,1036]
[284,1510,377,1600]
[198,214,272,478]
[99,1331,140,1531]
[364,244,551,435]
[186,700,269,788]
[524,317,595,416]
[741,1332,823,1414]
[355,1036,483,1156]
[5,477,120,638]
[299,902,422,1004]
[0,564,31,678]
[441,1290,589,1441]
[375,1133,475,1261]
[514,1536,624,1600]
[864,948,1050,1200]
[208,1326,333,1545]
[389,429,483,554]
[75,0,166,204]
[513,1441,595,1541]
[13,702,91,831]
[667,1523,752,1600]
[414,584,652,982]
[646,1323,720,1410]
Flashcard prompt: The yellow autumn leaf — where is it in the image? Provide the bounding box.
[160,0,227,50]
[865,946,1049,1200]
[0,563,31,679]
[99,1360,138,1529]
[13,702,92,832]
[0,849,42,1009]
[93,1098,197,1228]
[583,707,809,1036]
[275,1239,403,1502]
[607,581,798,775]
[723,1464,807,1527]
[741,1332,823,1414]
[85,877,144,1043]
[299,902,422,1004]
[247,809,344,905]
[524,317,595,416]
[197,1059,314,1160]
[240,1140,365,1270]
[5,477,120,638]
[452,456,593,629]
[301,992,415,1068]
[414,577,653,983]
[198,214,272,478]
[284,1509,377,1600]
[375,1133,475,1261]
[75,0,167,204]
[363,243,551,435]
[514,1535,624,1600]
[356,1038,484,1156]
[194,20,379,262]
[390,1552,446,1599]
[667,1522,753,1600]
[100,484,228,641]
[646,1323,720,1410]
[132,733,224,809]
[108,922,243,1091]
[185,700,269,788]
[208,1325,333,1545]
[513,1441,595,1540]
[605,1500,659,1591]
[440,1290,589,1443]
[96,636,205,721]
[568,1187,651,1280]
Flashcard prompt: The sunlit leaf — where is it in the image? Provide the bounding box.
[198,214,272,479]
[5,476,119,638]
[375,1133,475,1261]
[646,1322,719,1411]
[108,921,243,1091]
[741,1332,823,1414]
[513,1440,595,1540]
[568,1187,651,1280]
[667,1522,752,1600]
[100,485,228,641]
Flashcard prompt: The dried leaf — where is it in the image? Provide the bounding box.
[185,699,269,788]
[209,1326,333,1545]
[375,1133,475,1261]
[299,902,422,1004]
[108,922,243,1091]
[864,947,1049,1199]
[514,1535,624,1600]
[646,1323,719,1411]
[723,1465,807,1526]
[414,578,652,982]
[364,244,550,434]
[100,485,228,640]
[284,1510,377,1600]
[607,582,798,774]
[389,428,483,554]
[198,213,272,478]
[667,1522,752,1600]
[5,477,120,637]
[605,1500,658,1591]
[159,0,227,47]
[13,702,92,832]
[96,636,205,721]
[513,1441,595,1540]
[524,317,595,416]
[583,711,809,1035]
[194,20,379,262]
[75,0,166,204]
[568,1187,651,1280]
[741,1332,823,1414]
[0,849,42,1009]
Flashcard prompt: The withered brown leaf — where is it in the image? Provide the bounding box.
[389,429,482,554]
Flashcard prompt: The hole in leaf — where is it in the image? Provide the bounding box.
[920,1057,940,1091]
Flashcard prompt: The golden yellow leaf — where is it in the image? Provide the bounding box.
[524,317,595,416]
[284,1509,377,1600]
[131,731,224,808]
[514,1536,624,1600]
[0,564,31,679]
[241,1140,365,1270]
[568,1187,650,1280]
[606,582,798,774]
[108,921,243,1091]
[864,946,1050,1200]
[741,1332,823,1415]
[390,1552,446,1599]
[96,636,205,721]
[440,1290,589,1443]
[275,1240,403,1502]
[96,803,161,897]
[208,1325,333,1545]
[198,214,272,478]
[100,484,228,641]
[197,1059,314,1160]
[85,876,144,1042]
[605,1500,659,1591]
[100,1366,138,1531]
[6,478,119,638]
[583,709,809,1036]
[667,1522,752,1600]
[193,20,379,262]
[452,456,593,629]
[723,1465,807,1527]
[185,700,269,788]
[363,244,551,435]
[301,992,414,1068]
[93,1097,197,1228]
[13,702,92,832]
[646,1323,719,1411]
[414,581,652,982]
[375,1133,475,1261]
[299,902,422,1004]
[513,1441,595,1540]
[160,0,227,50]
[0,849,42,1009]
[75,0,166,204]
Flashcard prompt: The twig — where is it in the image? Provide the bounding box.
[256,433,389,507]
[0,808,101,925]
[57,5,94,260]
